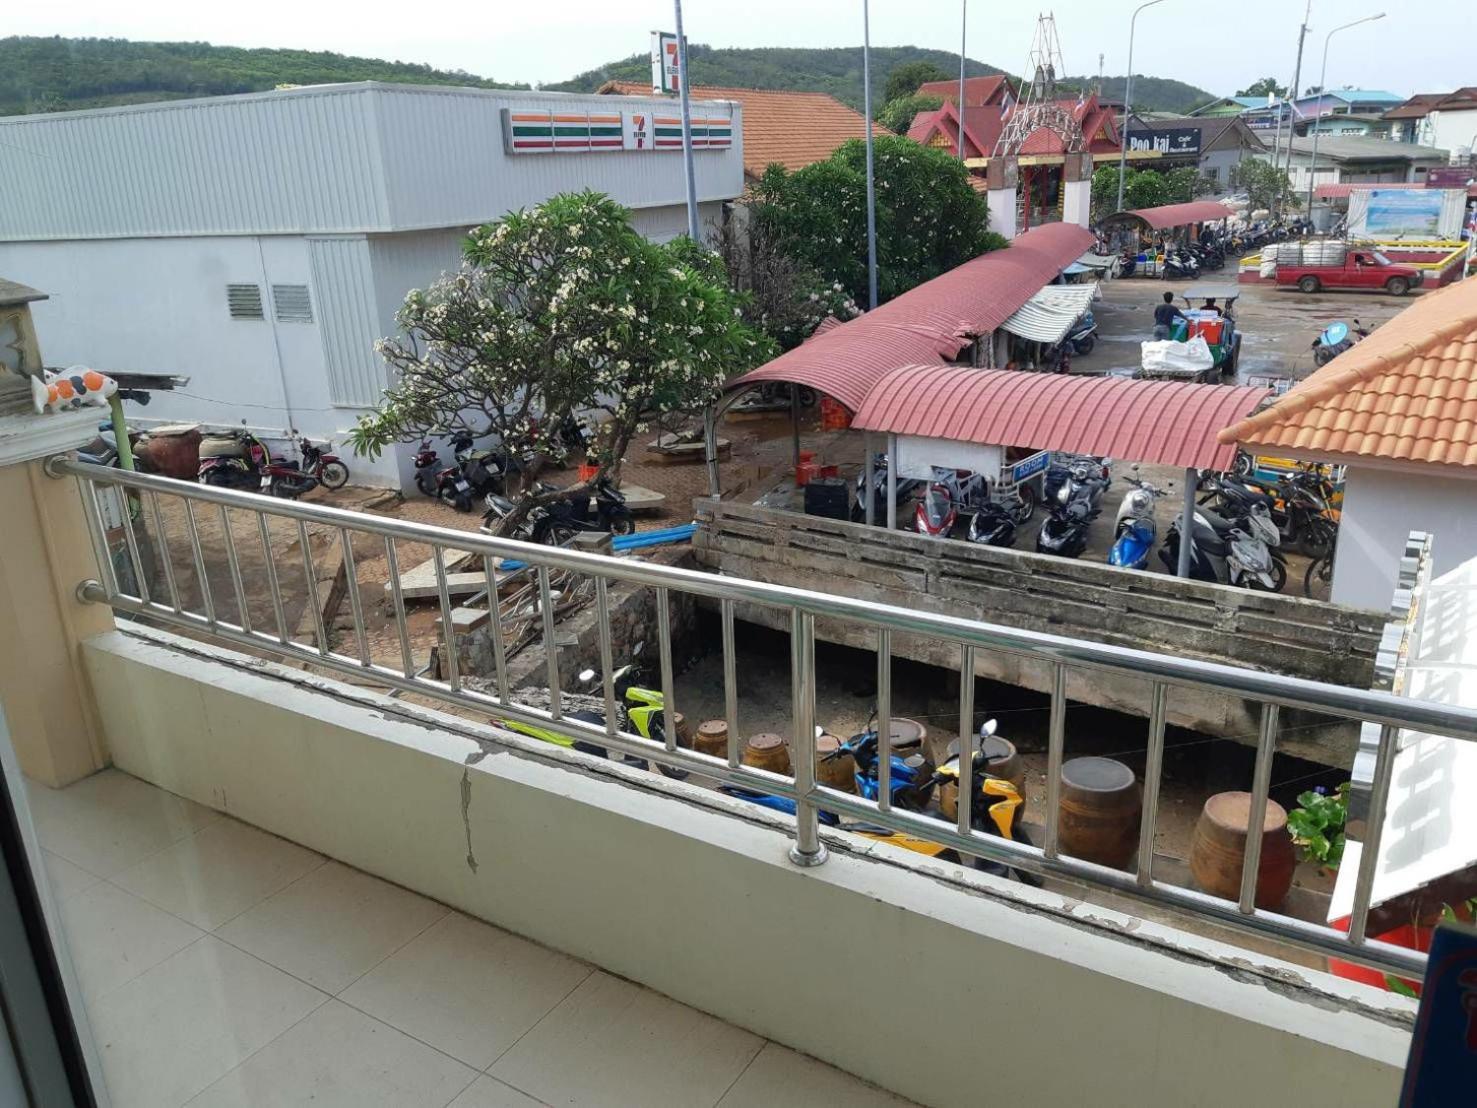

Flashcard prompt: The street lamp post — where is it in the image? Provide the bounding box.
[1304,13,1386,219]
[1115,0,1167,213]
[957,1,968,161]
[673,0,700,240]
[863,0,879,309]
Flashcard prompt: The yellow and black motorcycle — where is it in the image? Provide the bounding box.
[925,721,1042,887]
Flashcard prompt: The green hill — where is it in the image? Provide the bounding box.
[0,36,527,117]
[547,45,1006,109]
[1066,74,1218,116]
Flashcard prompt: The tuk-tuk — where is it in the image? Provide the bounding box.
[1170,284,1242,373]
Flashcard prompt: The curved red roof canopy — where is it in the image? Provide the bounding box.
[1108,201,1235,230]
[852,365,1268,471]
[726,222,1095,411]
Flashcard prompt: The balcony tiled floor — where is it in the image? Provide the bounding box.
[29,769,915,1108]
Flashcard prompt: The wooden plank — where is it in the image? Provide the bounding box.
[384,555,489,600]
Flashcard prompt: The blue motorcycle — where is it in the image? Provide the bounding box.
[1108,469,1170,571]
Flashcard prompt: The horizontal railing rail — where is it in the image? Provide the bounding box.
[53,456,1476,980]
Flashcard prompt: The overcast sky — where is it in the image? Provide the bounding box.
[9,1,1470,100]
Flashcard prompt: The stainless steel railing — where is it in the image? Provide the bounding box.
[53,456,1477,978]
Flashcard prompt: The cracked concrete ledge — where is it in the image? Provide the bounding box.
[82,623,1413,1105]
[94,622,1415,1034]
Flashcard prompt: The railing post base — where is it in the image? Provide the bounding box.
[788,843,829,868]
[75,579,107,605]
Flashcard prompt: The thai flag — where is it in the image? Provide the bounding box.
[1075,88,1087,111]
[1001,91,1013,119]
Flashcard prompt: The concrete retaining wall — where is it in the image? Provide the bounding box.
[82,626,1413,1108]
[694,499,1383,764]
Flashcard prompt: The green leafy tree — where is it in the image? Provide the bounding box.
[1163,165,1215,203]
[1124,169,1170,210]
[1229,157,1292,213]
[349,192,773,534]
[1236,77,1286,99]
[883,60,950,104]
[715,218,861,351]
[751,135,1004,305]
[879,93,943,135]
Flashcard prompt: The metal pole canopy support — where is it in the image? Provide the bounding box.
[1115,0,1167,213]
[673,0,701,241]
[1177,467,1195,578]
[886,432,898,531]
[704,406,721,497]
[863,0,879,310]
[1305,14,1387,221]
[864,441,876,527]
[957,1,967,161]
[790,387,801,476]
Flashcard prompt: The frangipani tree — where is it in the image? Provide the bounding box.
[350,191,774,534]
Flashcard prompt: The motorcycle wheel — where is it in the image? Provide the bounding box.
[1232,453,1253,479]
[1014,486,1037,523]
[319,461,350,490]
[1245,562,1288,592]
[795,386,818,407]
[607,512,636,537]
[1297,520,1335,562]
[1304,554,1335,600]
[201,469,234,487]
[1073,335,1096,356]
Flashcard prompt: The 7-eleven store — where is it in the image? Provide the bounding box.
[0,81,747,491]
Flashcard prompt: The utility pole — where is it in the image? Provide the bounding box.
[1305,14,1386,219]
[863,0,879,309]
[1279,0,1312,213]
[957,0,968,160]
[1116,0,1168,213]
[673,0,700,241]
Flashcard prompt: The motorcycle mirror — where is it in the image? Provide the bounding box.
[979,718,998,739]
[632,641,645,657]
[577,668,597,684]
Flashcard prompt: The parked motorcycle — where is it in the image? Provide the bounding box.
[1052,457,1112,511]
[1162,249,1200,280]
[1037,497,1099,558]
[853,453,924,523]
[1108,468,1170,570]
[297,436,350,490]
[413,438,476,511]
[914,468,988,538]
[531,476,635,545]
[450,429,515,499]
[965,501,1019,547]
[1067,310,1098,356]
[1311,319,1371,367]
[822,715,937,810]
[1158,502,1286,590]
[198,429,318,499]
[1199,469,1337,559]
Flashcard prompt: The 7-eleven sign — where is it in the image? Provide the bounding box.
[651,31,680,93]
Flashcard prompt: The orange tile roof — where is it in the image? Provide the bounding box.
[1219,278,1477,468]
[600,81,887,177]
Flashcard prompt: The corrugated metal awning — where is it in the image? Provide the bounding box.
[853,365,1270,471]
[1000,285,1098,344]
[1106,201,1235,230]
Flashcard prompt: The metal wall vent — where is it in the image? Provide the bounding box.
[271,284,314,324]
[226,283,265,320]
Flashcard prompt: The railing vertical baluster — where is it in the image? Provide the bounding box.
[958,644,976,837]
[383,536,415,678]
[148,490,182,613]
[183,499,215,627]
[656,586,676,753]
[595,576,618,738]
[876,628,892,813]
[432,545,460,691]
[217,505,251,634]
[482,555,510,702]
[339,528,370,666]
[78,478,120,598]
[119,491,150,603]
[538,566,561,720]
[1238,703,1281,913]
[257,513,288,644]
[1136,682,1169,886]
[788,609,826,866]
[1043,662,1067,859]
[1348,723,1399,945]
[297,520,328,656]
[721,597,739,769]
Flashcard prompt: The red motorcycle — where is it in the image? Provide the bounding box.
[198,430,318,499]
[297,436,349,490]
[412,439,474,511]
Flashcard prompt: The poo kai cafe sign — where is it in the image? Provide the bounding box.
[501,107,733,155]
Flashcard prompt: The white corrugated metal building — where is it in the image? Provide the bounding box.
[0,82,745,486]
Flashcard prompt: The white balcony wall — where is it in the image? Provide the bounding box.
[83,626,1415,1108]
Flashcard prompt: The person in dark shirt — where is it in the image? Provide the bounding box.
[1152,291,1187,340]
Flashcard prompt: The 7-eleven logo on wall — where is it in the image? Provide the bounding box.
[651,31,681,93]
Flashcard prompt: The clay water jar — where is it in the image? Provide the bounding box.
[1057,756,1142,868]
[1189,791,1295,909]
[743,733,791,775]
[815,733,857,793]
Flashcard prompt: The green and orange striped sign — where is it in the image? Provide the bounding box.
[500,108,733,155]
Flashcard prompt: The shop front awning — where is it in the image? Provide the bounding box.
[852,365,1269,471]
[1000,285,1099,344]
[1104,201,1235,231]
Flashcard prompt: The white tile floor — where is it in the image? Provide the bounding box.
[30,769,917,1108]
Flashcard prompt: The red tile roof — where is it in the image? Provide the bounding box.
[915,75,1013,108]
[909,93,1121,159]
[853,366,1267,470]
[1384,88,1477,120]
[1315,181,1477,200]
[1219,278,1477,468]
[599,81,887,177]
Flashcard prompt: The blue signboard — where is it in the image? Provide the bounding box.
[1398,923,1477,1106]
[1366,190,1445,239]
[1011,451,1050,483]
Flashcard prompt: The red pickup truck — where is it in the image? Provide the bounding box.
[1277,248,1424,295]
